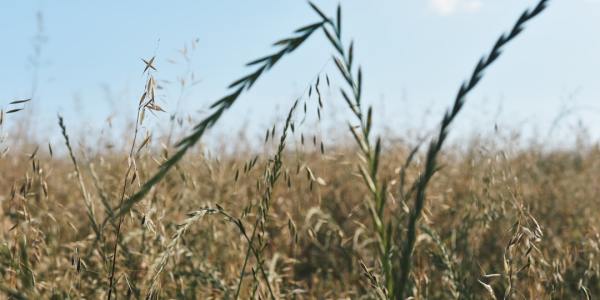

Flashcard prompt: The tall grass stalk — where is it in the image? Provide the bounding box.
[234,100,299,299]
[106,80,145,299]
[111,17,327,221]
[306,1,550,298]
[395,1,549,298]
[307,2,395,295]
[58,115,100,240]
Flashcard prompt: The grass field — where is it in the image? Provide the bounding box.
[4,0,599,299]
[2,135,600,299]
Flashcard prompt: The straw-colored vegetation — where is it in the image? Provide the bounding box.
[4,1,599,299]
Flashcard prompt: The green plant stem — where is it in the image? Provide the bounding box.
[310,3,395,294]
[395,1,549,298]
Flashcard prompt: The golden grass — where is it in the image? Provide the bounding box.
[7,1,599,299]
[1,138,599,299]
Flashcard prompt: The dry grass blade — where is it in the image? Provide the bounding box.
[478,280,498,300]
[57,115,100,238]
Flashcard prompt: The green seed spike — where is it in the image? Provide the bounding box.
[336,4,342,38]
[264,129,269,144]
[348,41,354,70]
[366,106,373,137]
[372,137,381,179]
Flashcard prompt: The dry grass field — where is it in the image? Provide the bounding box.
[2,135,600,299]
[0,135,600,299]
[3,0,599,299]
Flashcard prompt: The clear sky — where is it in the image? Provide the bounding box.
[1,0,600,147]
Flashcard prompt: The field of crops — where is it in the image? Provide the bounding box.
[3,1,600,299]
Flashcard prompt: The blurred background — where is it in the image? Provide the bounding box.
[3,2,600,299]
[1,0,599,149]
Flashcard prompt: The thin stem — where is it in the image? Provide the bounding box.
[234,216,260,299]
[107,103,143,300]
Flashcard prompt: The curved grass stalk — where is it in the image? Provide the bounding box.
[110,18,326,223]
[395,1,550,298]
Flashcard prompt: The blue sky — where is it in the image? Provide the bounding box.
[1,0,600,147]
